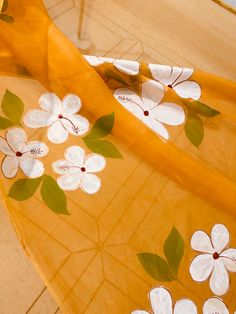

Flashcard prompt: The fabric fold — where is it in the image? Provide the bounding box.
[0,1,236,313]
[0,1,236,216]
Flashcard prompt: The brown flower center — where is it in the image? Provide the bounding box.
[143,110,149,116]
[81,167,86,172]
[16,151,22,157]
[213,252,220,260]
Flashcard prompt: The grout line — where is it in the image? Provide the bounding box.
[100,166,154,246]
[103,39,124,57]
[61,252,99,303]
[32,195,97,246]
[25,286,47,313]
[86,0,191,65]
[47,0,67,10]
[81,280,105,314]
[106,278,141,307]
[50,2,74,20]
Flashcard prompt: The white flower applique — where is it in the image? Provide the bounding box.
[0,128,49,178]
[132,287,230,314]
[23,93,89,144]
[52,145,106,194]
[114,80,185,140]
[84,55,140,75]
[203,297,230,314]
[190,224,236,296]
[132,287,197,314]
[148,64,201,100]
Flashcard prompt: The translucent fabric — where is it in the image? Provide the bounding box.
[0,1,236,313]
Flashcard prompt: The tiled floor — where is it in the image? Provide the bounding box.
[0,203,59,314]
[0,0,235,313]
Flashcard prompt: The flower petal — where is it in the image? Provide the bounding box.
[144,116,169,140]
[221,248,236,272]
[52,159,80,175]
[64,146,85,166]
[148,64,174,85]
[22,141,49,158]
[80,173,101,194]
[85,154,106,173]
[2,156,19,178]
[173,67,193,86]
[84,55,105,66]
[173,81,201,100]
[39,93,62,114]
[47,120,68,144]
[210,260,229,296]
[100,57,114,63]
[20,157,45,178]
[0,137,14,156]
[148,64,194,88]
[150,103,185,126]
[131,311,149,314]
[6,128,27,152]
[61,114,89,136]
[149,287,172,314]
[211,224,229,253]
[191,230,214,253]
[113,88,144,118]
[84,55,114,66]
[174,299,197,314]
[23,109,55,128]
[141,80,164,110]
[113,59,140,75]
[57,174,82,191]
[189,254,214,282]
[62,94,81,115]
[203,298,229,314]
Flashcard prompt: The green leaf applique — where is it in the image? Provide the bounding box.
[186,101,220,117]
[105,69,127,85]
[0,90,24,129]
[83,138,122,158]
[0,116,13,130]
[40,175,68,215]
[1,89,24,124]
[183,100,220,147]
[184,112,204,147]
[9,177,42,201]
[84,112,115,140]
[137,253,175,281]
[83,112,123,158]
[0,13,14,23]
[8,175,70,215]
[0,1,14,23]
[164,227,184,276]
[137,227,184,282]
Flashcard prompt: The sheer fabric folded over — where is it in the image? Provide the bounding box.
[0,1,236,313]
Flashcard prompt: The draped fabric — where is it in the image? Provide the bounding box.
[0,1,236,313]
